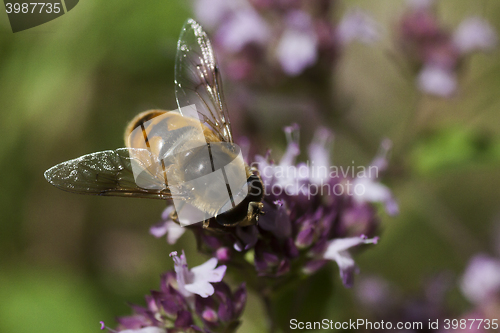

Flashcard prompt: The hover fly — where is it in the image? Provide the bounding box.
[44,19,265,230]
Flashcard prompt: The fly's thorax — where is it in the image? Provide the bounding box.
[167,143,249,216]
[214,173,265,227]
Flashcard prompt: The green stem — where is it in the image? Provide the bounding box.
[262,293,279,333]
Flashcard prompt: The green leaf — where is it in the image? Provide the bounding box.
[410,127,500,175]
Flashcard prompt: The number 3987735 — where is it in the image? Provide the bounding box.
[5,2,62,14]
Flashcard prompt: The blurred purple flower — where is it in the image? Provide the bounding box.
[337,201,378,238]
[150,206,185,244]
[191,1,378,85]
[460,254,500,305]
[355,276,394,310]
[336,9,380,45]
[352,139,399,216]
[276,11,318,76]
[307,127,334,185]
[194,0,234,29]
[453,17,497,54]
[216,9,270,53]
[398,3,497,98]
[417,64,457,97]
[215,247,231,262]
[399,9,443,57]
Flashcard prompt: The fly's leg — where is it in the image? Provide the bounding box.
[169,209,180,224]
[246,201,264,225]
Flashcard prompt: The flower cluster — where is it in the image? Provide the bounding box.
[192,0,378,80]
[153,125,397,288]
[110,251,246,333]
[398,0,497,97]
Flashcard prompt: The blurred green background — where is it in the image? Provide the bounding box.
[1,0,500,332]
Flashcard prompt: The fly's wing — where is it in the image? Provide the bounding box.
[44,148,187,200]
[175,18,233,143]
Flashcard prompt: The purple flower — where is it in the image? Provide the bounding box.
[323,236,379,287]
[460,254,500,305]
[355,276,394,310]
[215,247,231,262]
[150,206,185,244]
[307,127,334,185]
[398,3,496,98]
[115,252,244,333]
[337,201,378,239]
[417,64,457,97]
[216,9,270,53]
[453,17,497,54]
[276,11,318,76]
[254,124,306,195]
[352,139,399,216]
[193,0,233,30]
[116,271,196,331]
[190,1,379,84]
[195,282,247,329]
[170,251,227,298]
[251,125,391,285]
[336,9,379,45]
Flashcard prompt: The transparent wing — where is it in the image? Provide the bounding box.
[44,148,187,200]
[175,18,233,143]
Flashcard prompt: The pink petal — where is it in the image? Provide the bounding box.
[453,17,497,54]
[184,280,215,298]
[324,236,378,259]
[461,255,500,304]
[120,327,166,333]
[417,65,457,97]
[203,265,227,283]
[277,28,318,76]
[191,258,219,274]
[337,9,379,45]
[165,221,185,245]
[161,206,175,220]
[217,10,270,52]
[150,221,169,238]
